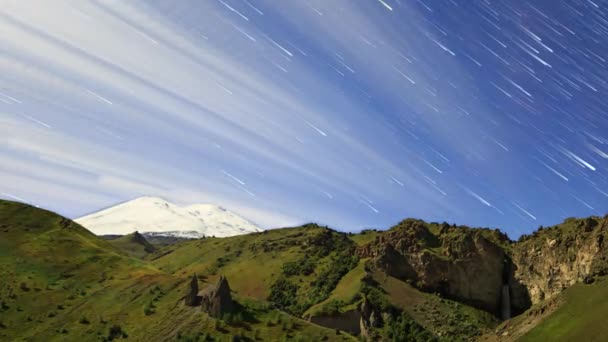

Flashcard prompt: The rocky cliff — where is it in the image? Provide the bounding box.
[357,219,516,315]
[357,216,608,319]
[512,216,608,304]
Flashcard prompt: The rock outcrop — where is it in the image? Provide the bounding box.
[184,274,235,317]
[511,216,608,304]
[184,274,199,306]
[357,216,608,319]
[357,220,514,315]
[200,276,234,318]
[359,296,381,338]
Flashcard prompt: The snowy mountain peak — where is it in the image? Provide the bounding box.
[75,197,262,238]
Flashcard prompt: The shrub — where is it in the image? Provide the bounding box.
[144,301,155,316]
[309,249,359,303]
[79,316,90,324]
[318,299,345,316]
[268,278,298,310]
[107,324,128,341]
[386,311,435,342]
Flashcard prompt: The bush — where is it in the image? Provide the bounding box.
[268,278,298,310]
[79,316,90,324]
[282,259,315,276]
[106,324,128,341]
[386,311,435,342]
[144,301,155,316]
[309,249,359,303]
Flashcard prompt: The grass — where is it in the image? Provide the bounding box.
[375,271,498,340]
[305,259,367,317]
[350,229,382,246]
[520,277,608,341]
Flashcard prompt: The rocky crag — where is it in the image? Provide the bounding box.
[356,216,608,319]
[513,216,608,304]
[184,274,234,318]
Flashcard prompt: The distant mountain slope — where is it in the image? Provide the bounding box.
[75,196,262,238]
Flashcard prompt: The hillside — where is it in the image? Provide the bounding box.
[0,200,355,341]
[2,199,608,341]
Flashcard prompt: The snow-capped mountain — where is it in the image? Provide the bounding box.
[75,196,262,238]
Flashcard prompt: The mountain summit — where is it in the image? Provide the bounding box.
[75,196,262,238]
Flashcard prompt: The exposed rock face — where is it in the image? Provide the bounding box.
[358,217,608,319]
[200,276,234,318]
[184,274,199,306]
[511,216,608,305]
[357,220,513,315]
[359,296,382,338]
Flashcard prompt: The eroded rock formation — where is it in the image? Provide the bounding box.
[357,220,513,315]
[200,276,234,318]
[512,216,608,304]
[357,216,608,319]
[184,274,234,318]
[184,273,199,306]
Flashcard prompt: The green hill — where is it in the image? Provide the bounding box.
[0,200,354,341]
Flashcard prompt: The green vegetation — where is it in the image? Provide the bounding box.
[2,199,607,341]
[385,311,436,342]
[520,277,608,341]
[0,201,353,341]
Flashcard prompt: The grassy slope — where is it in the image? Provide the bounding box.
[0,201,354,341]
[107,232,156,259]
[150,225,355,308]
[150,227,312,300]
[374,271,498,341]
[304,259,368,317]
[519,277,608,342]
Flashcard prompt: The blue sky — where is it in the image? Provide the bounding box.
[1,0,607,238]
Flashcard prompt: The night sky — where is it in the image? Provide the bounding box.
[1,0,608,237]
